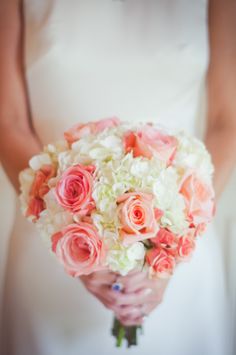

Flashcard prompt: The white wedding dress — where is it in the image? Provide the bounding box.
[1,1,230,354]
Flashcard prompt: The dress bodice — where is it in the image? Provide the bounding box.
[23,0,209,143]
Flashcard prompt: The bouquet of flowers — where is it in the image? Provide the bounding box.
[19,117,215,347]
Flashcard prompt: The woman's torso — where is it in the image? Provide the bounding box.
[23,0,209,143]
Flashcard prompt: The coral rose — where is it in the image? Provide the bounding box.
[124,124,178,164]
[64,116,121,144]
[55,164,95,215]
[177,232,195,261]
[117,192,159,244]
[51,222,105,277]
[180,173,215,226]
[26,198,45,221]
[151,228,178,251]
[146,247,175,279]
[26,164,56,220]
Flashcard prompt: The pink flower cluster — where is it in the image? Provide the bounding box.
[52,164,108,277]
[144,171,215,278]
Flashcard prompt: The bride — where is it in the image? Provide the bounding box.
[0,1,235,354]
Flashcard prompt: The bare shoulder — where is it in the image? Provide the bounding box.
[207,0,236,128]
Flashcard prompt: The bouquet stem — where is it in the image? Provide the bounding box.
[112,317,142,348]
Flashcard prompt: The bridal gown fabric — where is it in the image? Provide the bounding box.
[1,1,230,354]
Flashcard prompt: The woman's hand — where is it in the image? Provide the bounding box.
[80,270,119,310]
[80,269,169,326]
[113,270,169,326]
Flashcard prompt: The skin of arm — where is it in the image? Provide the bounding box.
[0,0,235,327]
[0,0,42,193]
[205,0,236,199]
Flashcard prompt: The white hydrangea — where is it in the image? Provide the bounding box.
[71,129,124,163]
[151,166,188,233]
[92,181,118,215]
[174,132,214,182]
[46,140,68,153]
[92,153,164,218]
[152,167,180,209]
[106,241,145,276]
[19,168,35,214]
[91,211,120,237]
[29,153,52,171]
[58,151,77,172]
[37,190,73,244]
[160,194,188,234]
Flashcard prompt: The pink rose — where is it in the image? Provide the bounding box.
[180,173,215,226]
[151,228,178,251]
[51,222,105,277]
[117,192,159,244]
[26,164,56,220]
[124,124,178,164]
[146,247,175,278]
[64,116,121,144]
[177,232,195,261]
[55,164,95,215]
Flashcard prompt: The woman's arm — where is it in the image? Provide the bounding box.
[0,0,42,193]
[205,0,236,199]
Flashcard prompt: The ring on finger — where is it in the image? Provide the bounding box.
[111,276,124,292]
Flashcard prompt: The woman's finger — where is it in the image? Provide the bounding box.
[116,270,148,291]
[113,287,153,307]
[80,270,117,286]
[123,278,150,294]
